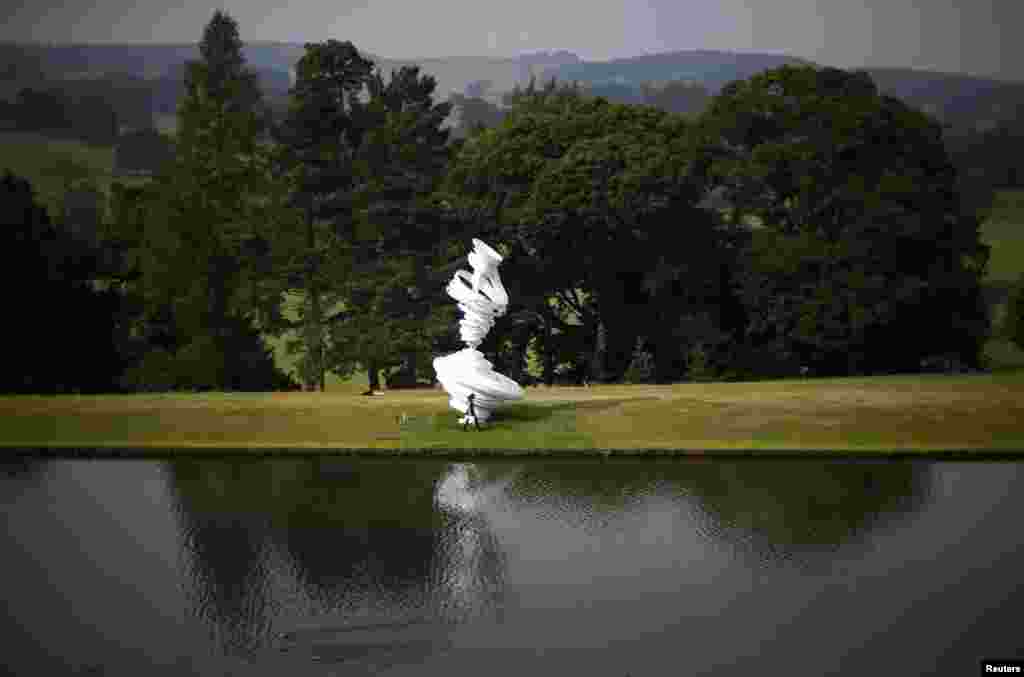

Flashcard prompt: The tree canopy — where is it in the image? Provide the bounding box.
[697,64,991,375]
[111,10,291,391]
[443,86,738,382]
[1,171,125,393]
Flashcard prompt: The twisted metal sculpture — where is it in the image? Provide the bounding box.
[432,239,524,425]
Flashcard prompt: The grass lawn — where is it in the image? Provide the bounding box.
[981,189,1024,284]
[979,189,1024,367]
[3,370,1022,454]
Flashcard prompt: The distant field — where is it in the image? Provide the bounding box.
[979,189,1024,367]
[0,131,116,214]
[980,189,1024,284]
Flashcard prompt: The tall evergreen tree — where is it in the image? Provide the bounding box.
[138,10,284,389]
[271,39,375,391]
[339,65,457,388]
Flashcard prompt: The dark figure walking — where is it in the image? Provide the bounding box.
[463,393,481,431]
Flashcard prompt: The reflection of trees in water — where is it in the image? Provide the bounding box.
[686,460,934,567]
[275,460,441,614]
[0,458,52,503]
[498,459,933,563]
[165,459,510,655]
[166,460,278,653]
[491,459,653,531]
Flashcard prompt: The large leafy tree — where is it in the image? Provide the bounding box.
[447,92,507,139]
[698,64,991,375]
[444,84,736,383]
[640,79,711,117]
[1,171,124,393]
[114,128,174,176]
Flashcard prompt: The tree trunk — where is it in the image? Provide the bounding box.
[541,310,556,387]
[367,359,380,391]
[304,204,324,392]
[319,338,326,391]
[596,276,644,383]
[513,334,530,384]
[589,319,607,384]
[407,351,418,384]
[209,257,230,389]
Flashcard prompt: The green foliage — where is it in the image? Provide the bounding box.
[640,79,711,116]
[119,348,178,392]
[116,10,289,391]
[1,171,126,393]
[11,38,1019,394]
[331,62,457,387]
[448,93,507,139]
[270,39,377,390]
[700,64,992,376]
[119,314,296,392]
[115,127,174,175]
[947,115,1024,190]
[268,44,460,390]
[7,86,119,145]
[445,84,739,382]
[1005,273,1024,352]
[981,190,1024,285]
[0,132,115,217]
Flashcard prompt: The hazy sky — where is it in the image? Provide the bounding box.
[2,0,1021,81]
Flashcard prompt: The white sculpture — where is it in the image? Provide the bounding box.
[433,239,524,425]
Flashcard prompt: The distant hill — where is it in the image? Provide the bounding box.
[0,41,304,80]
[515,50,583,84]
[149,61,291,115]
[548,50,818,93]
[359,53,525,99]
[547,54,1024,135]
[4,42,1024,137]
[859,67,1024,133]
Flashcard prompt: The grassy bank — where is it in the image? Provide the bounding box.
[3,371,1022,454]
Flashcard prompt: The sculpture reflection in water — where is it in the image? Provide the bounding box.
[431,463,511,624]
[433,239,524,426]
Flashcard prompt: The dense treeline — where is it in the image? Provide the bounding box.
[114,127,175,175]
[947,116,1024,190]
[0,12,1006,393]
[0,72,156,140]
[448,76,711,139]
[1,171,125,393]
[1,86,120,145]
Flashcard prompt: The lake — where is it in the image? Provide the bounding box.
[2,456,1022,676]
